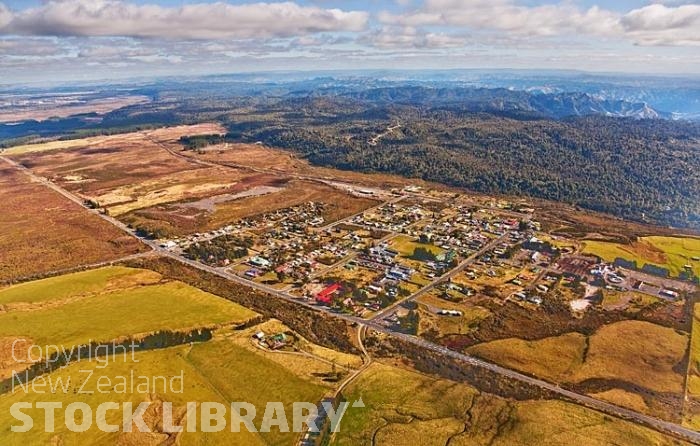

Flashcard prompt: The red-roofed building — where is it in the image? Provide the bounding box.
[316,283,341,304]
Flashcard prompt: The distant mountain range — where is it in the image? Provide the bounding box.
[335,87,668,120]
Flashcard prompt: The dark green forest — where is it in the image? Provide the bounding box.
[220,96,700,230]
[3,85,698,229]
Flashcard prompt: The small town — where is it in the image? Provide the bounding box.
[154,184,697,336]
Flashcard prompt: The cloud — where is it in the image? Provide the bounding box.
[0,0,368,40]
[379,0,621,37]
[362,26,468,49]
[621,4,700,45]
[0,3,11,29]
[379,0,700,46]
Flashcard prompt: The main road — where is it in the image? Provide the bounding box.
[3,154,700,445]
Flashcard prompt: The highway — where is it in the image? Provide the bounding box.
[3,153,700,444]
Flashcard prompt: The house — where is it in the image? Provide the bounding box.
[316,283,341,304]
[249,256,271,268]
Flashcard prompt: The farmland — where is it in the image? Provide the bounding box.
[0,340,330,446]
[0,164,144,282]
[333,362,689,446]
[0,266,258,367]
[582,236,700,277]
[1,119,699,444]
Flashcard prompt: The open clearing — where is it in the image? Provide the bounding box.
[390,235,445,258]
[0,164,144,282]
[0,266,161,307]
[572,320,688,394]
[467,332,587,383]
[7,126,379,236]
[582,236,700,277]
[0,95,150,123]
[683,303,700,429]
[333,362,687,446]
[127,178,379,236]
[0,266,258,364]
[468,320,687,393]
[6,124,242,217]
[0,340,328,446]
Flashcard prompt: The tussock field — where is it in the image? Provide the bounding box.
[333,362,688,446]
[683,303,700,429]
[468,321,688,393]
[467,332,587,383]
[0,165,144,282]
[6,124,237,217]
[465,320,689,421]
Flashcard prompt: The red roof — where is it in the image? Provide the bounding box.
[316,283,341,303]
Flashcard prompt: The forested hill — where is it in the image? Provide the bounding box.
[223,98,700,230]
[335,87,666,119]
[2,81,698,229]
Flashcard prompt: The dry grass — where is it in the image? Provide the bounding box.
[224,319,363,381]
[334,362,687,446]
[590,389,649,413]
[467,333,587,382]
[8,126,223,199]
[209,179,378,229]
[417,293,492,337]
[0,164,144,281]
[683,304,700,429]
[572,320,688,394]
[0,95,149,123]
[0,339,329,446]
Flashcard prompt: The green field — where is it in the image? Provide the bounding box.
[333,362,688,446]
[582,235,700,277]
[0,267,258,350]
[0,340,328,446]
[390,235,445,258]
[0,266,162,306]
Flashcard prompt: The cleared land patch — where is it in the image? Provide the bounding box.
[333,362,687,446]
[0,340,329,446]
[467,332,587,383]
[582,236,700,277]
[0,164,144,282]
[0,266,161,307]
[0,267,258,363]
[572,320,688,394]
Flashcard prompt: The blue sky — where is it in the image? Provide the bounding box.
[0,0,699,84]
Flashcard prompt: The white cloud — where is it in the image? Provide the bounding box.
[0,3,12,29]
[379,0,621,37]
[0,0,368,39]
[379,0,700,46]
[363,26,467,49]
[621,4,700,45]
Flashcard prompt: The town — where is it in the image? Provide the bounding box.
[152,184,697,336]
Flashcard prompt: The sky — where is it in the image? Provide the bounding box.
[0,0,699,84]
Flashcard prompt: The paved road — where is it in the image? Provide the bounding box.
[4,154,700,444]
